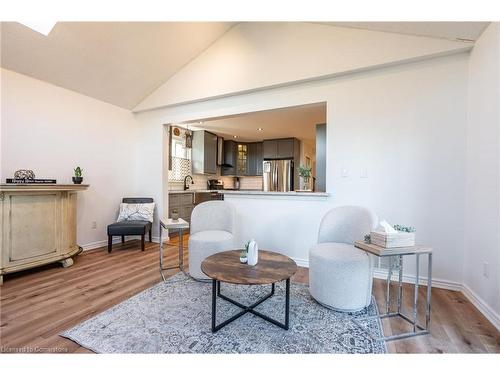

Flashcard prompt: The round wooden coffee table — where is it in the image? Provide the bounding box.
[201,250,297,332]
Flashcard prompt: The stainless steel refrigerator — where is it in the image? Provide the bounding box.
[263,159,294,192]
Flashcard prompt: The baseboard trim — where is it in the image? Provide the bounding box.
[80,236,166,251]
[461,284,500,331]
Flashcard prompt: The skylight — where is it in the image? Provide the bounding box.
[19,21,56,36]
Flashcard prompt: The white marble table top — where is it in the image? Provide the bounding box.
[160,218,190,229]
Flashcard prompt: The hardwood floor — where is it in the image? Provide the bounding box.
[1,236,498,354]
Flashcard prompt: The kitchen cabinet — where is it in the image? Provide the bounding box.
[262,138,299,159]
[169,193,194,223]
[222,141,263,176]
[247,142,263,176]
[236,144,248,175]
[192,130,217,174]
[262,140,278,159]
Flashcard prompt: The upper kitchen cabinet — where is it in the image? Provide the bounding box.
[262,138,300,159]
[221,141,263,176]
[247,142,263,176]
[192,130,217,174]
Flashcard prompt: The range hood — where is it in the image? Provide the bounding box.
[217,137,234,167]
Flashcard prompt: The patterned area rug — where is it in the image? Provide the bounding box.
[61,273,387,353]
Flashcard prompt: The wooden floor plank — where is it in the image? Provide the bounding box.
[1,236,498,353]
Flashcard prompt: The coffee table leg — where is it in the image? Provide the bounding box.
[285,278,290,330]
[211,279,217,332]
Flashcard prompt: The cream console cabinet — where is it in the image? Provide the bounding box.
[0,184,89,284]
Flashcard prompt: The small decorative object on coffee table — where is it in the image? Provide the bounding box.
[171,208,179,221]
[201,250,297,332]
[72,166,83,184]
[239,246,248,263]
[247,239,259,266]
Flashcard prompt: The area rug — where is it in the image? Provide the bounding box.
[61,273,387,353]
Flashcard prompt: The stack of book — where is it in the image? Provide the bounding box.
[6,178,57,184]
[370,230,415,248]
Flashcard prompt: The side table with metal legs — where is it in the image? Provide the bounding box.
[354,242,433,342]
[159,218,190,281]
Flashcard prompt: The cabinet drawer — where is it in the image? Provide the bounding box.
[180,193,194,205]
[181,205,194,221]
[169,194,181,207]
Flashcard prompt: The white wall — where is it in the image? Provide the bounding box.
[464,23,500,323]
[135,22,471,111]
[134,54,469,286]
[1,69,141,248]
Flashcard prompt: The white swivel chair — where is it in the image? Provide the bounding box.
[188,200,236,281]
[309,206,378,312]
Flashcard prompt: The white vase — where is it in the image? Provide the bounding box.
[247,239,259,266]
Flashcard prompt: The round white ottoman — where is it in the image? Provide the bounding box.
[188,230,234,280]
[309,242,374,312]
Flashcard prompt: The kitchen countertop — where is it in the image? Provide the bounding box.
[220,190,329,197]
[168,189,329,197]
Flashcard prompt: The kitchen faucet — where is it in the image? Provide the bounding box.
[184,175,194,190]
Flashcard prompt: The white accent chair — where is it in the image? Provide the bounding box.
[188,200,236,281]
[309,206,378,312]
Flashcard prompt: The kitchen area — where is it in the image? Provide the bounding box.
[167,103,327,223]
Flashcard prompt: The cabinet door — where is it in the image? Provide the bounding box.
[181,205,193,222]
[246,143,256,176]
[262,140,277,159]
[236,144,248,176]
[255,142,263,175]
[204,132,217,174]
[277,139,294,159]
[180,193,194,205]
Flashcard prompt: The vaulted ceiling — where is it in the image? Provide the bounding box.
[0,22,234,109]
[0,22,490,110]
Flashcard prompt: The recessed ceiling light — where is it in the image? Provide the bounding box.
[198,121,203,125]
[257,128,264,131]
[233,135,238,138]
[19,21,57,36]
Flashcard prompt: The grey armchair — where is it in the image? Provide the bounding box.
[309,206,378,312]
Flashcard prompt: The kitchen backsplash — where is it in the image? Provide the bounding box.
[169,170,262,191]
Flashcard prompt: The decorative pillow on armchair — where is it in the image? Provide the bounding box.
[117,203,155,223]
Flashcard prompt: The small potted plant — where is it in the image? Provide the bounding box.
[298,165,312,191]
[171,208,179,221]
[240,241,249,264]
[72,166,83,184]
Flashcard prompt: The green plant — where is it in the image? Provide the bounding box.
[74,166,83,177]
[393,224,416,233]
[364,234,371,243]
[298,165,312,178]
[240,249,247,258]
[171,208,179,214]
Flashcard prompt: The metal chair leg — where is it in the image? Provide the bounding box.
[108,236,112,253]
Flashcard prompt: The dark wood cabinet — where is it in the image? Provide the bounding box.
[247,142,263,176]
[221,141,263,176]
[277,139,294,159]
[192,130,217,174]
[262,138,298,159]
[263,140,278,159]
